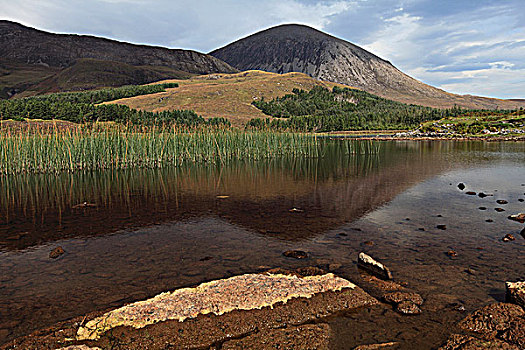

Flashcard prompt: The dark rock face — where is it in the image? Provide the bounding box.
[0,21,236,73]
[210,24,525,110]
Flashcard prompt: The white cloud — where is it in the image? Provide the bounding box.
[1,0,524,98]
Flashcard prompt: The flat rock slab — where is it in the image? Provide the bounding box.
[86,282,377,349]
[438,334,520,350]
[221,323,332,350]
[73,272,377,349]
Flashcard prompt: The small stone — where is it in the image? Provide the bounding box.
[216,195,230,199]
[328,263,342,271]
[296,266,326,276]
[465,268,477,275]
[353,342,399,350]
[478,192,490,198]
[418,227,425,231]
[49,246,65,259]
[362,241,375,246]
[357,252,393,280]
[506,281,525,308]
[383,291,423,306]
[338,232,348,237]
[521,228,525,239]
[199,256,213,261]
[519,199,524,202]
[396,301,422,315]
[495,208,506,212]
[465,191,477,195]
[479,207,487,210]
[486,219,494,223]
[283,250,308,259]
[502,234,516,242]
[437,224,447,230]
[508,213,525,223]
[289,207,304,213]
[497,199,509,205]
[458,183,466,190]
[447,250,457,257]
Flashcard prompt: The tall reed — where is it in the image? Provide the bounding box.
[0,126,321,175]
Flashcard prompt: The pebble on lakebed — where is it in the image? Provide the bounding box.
[502,234,516,242]
[283,250,308,259]
[49,246,65,259]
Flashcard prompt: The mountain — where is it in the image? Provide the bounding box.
[0,21,237,97]
[211,24,524,110]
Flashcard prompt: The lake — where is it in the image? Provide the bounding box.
[1,140,524,348]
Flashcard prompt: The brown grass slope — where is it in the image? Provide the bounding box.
[0,20,237,96]
[107,70,350,125]
[210,24,525,110]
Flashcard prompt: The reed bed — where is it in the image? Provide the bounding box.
[0,126,322,175]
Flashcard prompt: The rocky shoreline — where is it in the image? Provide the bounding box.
[3,250,524,350]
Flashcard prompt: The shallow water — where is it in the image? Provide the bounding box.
[0,140,524,348]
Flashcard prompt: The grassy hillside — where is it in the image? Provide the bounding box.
[17,59,196,97]
[106,70,349,125]
[0,60,60,99]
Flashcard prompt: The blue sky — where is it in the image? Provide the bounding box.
[1,0,524,99]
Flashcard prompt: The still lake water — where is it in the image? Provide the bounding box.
[0,140,524,348]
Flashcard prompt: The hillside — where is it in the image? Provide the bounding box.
[0,21,237,97]
[106,70,349,125]
[211,24,525,110]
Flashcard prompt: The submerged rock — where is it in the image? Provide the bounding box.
[357,252,393,280]
[506,281,525,308]
[438,334,519,350]
[383,291,423,306]
[396,301,422,315]
[458,183,466,190]
[458,303,524,336]
[353,342,399,350]
[497,199,509,205]
[496,208,506,212]
[437,225,447,230]
[465,191,477,195]
[502,234,516,242]
[49,246,65,259]
[223,323,332,350]
[447,250,458,257]
[283,250,308,259]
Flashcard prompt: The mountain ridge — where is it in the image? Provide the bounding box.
[0,20,237,97]
[211,24,524,110]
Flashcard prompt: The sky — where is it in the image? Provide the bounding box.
[1,0,524,99]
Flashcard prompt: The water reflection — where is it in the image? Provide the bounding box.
[1,141,453,250]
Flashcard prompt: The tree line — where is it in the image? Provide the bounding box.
[248,86,470,131]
